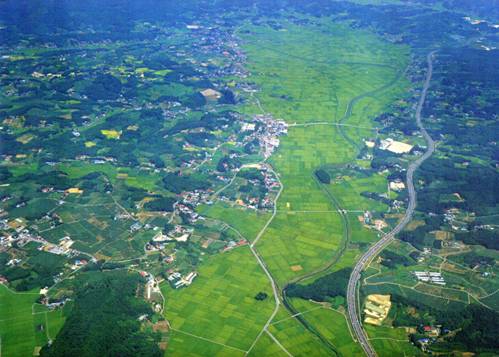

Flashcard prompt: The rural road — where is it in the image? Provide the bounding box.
[346,51,437,357]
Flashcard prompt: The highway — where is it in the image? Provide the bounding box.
[346,51,437,357]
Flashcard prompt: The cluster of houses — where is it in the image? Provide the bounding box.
[0,216,95,284]
[443,208,470,232]
[167,271,197,289]
[145,226,193,252]
[218,164,280,210]
[222,239,247,252]
[176,203,203,223]
[254,115,288,159]
[414,325,448,352]
[237,114,288,159]
[413,271,446,285]
[359,211,388,231]
[0,216,92,260]
[414,247,432,263]
[181,190,211,207]
[183,21,248,80]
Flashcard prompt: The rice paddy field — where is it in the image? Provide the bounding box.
[162,246,275,354]
[239,20,408,124]
[197,202,271,242]
[0,285,65,357]
[365,324,423,357]
[289,299,364,356]
[161,16,412,356]
[241,20,409,287]
[267,306,333,356]
[257,212,344,284]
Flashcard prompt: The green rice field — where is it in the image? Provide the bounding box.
[0,285,65,357]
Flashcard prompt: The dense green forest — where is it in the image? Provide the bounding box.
[286,268,352,301]
[391,293,499,352]
[40,271,161,357]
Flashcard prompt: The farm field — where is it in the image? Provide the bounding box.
[267,307,334,356]
[195,17,411,356]
[239,21,408,124]
[365,324,422,357]
[197,202,271,242]
[162,246,274,353]
[3,0,497,355]
[165,330,245,357]
[0,285,65,357]
[257,211,344,284]
[290,299,364,356]
[239,20,409,283]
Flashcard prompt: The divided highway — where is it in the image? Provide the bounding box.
[346,51,437,357]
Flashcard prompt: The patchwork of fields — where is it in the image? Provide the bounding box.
[2,2,497,356]
[167,18,412,356]
[162,247,275,354]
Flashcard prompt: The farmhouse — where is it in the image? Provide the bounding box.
[171,271,197,289]
[152,231,169,242]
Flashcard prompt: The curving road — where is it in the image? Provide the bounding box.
[346,51,437,357]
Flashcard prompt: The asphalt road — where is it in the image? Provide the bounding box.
[346,51,437,357]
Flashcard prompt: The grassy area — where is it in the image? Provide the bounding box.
[58,161,160,191]
[0,285,65,356]
[162,246,274,353]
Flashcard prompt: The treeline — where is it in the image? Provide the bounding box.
[399,215,443,250]
[455,229,499,251]
[143,197,176,212]
[286,268,351,301]
[380,250,415,268]
[315,169,331,184]
[417,158,499,216]
[40,271,162,357]
[166,112,232,136]
[163,172,210,194]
